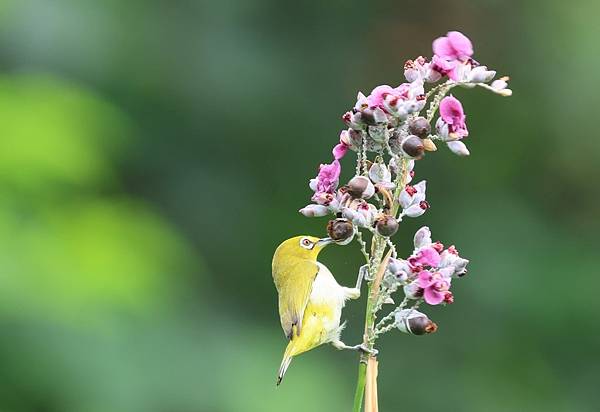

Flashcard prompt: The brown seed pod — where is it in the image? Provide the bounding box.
[406,316,438,335]
[375,215,399,237]
[346,175,375,199]
[408,116,431,138]
[401,135,425,158]
[327,218,354,242]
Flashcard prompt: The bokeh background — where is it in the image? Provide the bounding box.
[0,1,598,411]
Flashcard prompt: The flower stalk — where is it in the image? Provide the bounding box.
[295,31,510,410]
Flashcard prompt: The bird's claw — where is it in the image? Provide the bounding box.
[357,343,378,356]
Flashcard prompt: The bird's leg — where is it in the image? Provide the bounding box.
[342,265,367,301]
[331,340,378,356]
[355,265,367,290]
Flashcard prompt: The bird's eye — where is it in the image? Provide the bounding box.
[300,238,313,249]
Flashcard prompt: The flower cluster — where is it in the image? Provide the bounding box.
[302,31,510,225]
[385,226,470,306]
[298,31,508,345]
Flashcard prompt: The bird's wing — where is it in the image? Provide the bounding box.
[273,259,319,339]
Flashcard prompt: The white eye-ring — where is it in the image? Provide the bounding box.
[300,237,313,250]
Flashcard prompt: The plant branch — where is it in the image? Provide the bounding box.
[352,243,391,412]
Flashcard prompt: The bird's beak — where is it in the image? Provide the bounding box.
[316,237,334,247]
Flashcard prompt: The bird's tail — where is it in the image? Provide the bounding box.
[276,342,295,386]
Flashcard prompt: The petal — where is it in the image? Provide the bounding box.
[438,267,454,279]
[419,247,441,267]
[424,288,445,305]
[332,143,348,160]
[439,96,465,124]
[413,180,427,194]
[367,85,395,107]
[447,31,473,60]
[369,163,391,184]
[418,271,434,287]
[355,92,368,110]
[432,36,455,59]
[468,66,496,83]
[403,204,426,218]
[399,189,414,209]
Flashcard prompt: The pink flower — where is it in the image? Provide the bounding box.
[409,246,441,268]
[393,83,411,100]
[332,131,350,160]
[439,96,468,139]
[418,270,451,305]
[309,160,341,205]
[430,55,456,77]
[367,85,396,108]
[433,31,473,62]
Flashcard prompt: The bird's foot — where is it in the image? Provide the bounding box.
[332,340,378,356]
[356,343,378,356]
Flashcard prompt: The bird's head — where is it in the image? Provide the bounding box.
[274,235,333,262]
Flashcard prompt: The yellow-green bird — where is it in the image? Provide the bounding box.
[272,235,368,385]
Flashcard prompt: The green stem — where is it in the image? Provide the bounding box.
[352,236,385,411]
[352,359,368,412]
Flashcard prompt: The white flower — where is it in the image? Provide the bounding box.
[369,163,394,189]
[403,281,423,300]
[468,66,496,83]
[439,247,470,277]
[299,204,329,217]
[342,201,377,227]
[399,181,428,218]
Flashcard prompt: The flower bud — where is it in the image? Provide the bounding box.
[347,175,375,199]
[447,140,470,156]
[401,135,425,159]
[327,218,354,244]
[490,77,512,96]
[395,309,438,335]
[490,78,508,90]
[299,204,329,217]
[375,215,399,237]
[413,226,432,249]
[408,117,431,138]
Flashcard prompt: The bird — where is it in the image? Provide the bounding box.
[272,235,368,385]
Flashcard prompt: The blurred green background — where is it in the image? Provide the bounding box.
[0,1,598,411]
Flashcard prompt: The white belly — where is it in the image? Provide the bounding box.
[309,262,346,333]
